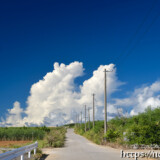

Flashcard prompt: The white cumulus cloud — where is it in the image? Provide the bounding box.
[2,62,160,127]
[113,81,160,116]
[0,101,24,127]
[0,61,123,126]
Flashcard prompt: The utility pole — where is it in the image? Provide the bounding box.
[104,68,112,135]
[104,69,107,135]
[77,114,78,127]
[92,93,95,129]
[75,114,77,127]
[76,113,79,127]
[85,105,87,132]
[88,108,90,130]
[77,113,79,127]
[81,111,82,124]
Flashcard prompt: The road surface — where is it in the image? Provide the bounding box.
[43,128,121,160]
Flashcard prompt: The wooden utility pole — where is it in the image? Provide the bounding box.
[104,68,112,135]
[81,111,82,124]
[104,69,107,135]
[88,108,90,130]
[77,114,78,127]
[75,114,77,127]
[77,113,79,127]
[92,93,95,129]
[85,105,87,132]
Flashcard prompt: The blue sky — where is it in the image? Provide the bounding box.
[0,0,160,125]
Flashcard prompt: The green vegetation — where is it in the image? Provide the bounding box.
[45,127,66,147]
[64,123,75,128]
[0,126,67,160]
[0,126,67,148]
[75,107,160,146]
[33,148,43,160]
[75,121,104,145]
[0,126,49,141]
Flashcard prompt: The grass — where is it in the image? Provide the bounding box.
[75,121,104,145]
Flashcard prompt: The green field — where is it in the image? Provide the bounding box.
[0,126,67,148]
[0,126,48,141]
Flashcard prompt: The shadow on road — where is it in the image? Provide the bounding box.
[40,154,49,160]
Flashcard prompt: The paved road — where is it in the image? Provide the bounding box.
[44,129,122,160]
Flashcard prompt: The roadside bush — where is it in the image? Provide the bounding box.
[105,129,120,142]
[45,127,66,147]
[75,107,160,146]
[33,148,42,160]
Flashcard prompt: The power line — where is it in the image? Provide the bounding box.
[115,0,159,66]
[119,10,160,65]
